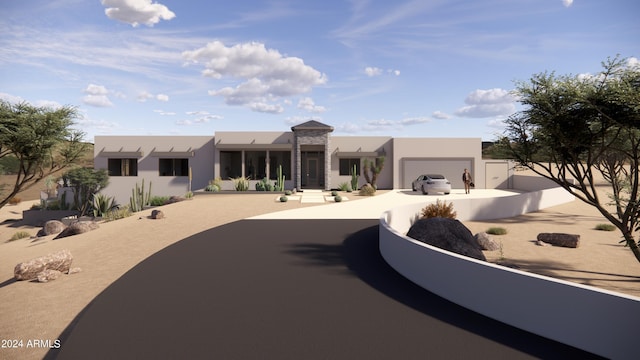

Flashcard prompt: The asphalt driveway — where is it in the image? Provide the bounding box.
[48,219,600,359]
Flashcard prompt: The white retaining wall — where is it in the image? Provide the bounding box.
[379,184,640,359]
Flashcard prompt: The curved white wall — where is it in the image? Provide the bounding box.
[379,187,640,360]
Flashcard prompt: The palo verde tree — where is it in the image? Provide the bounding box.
[0,101,87,209]
[498,56,640,263]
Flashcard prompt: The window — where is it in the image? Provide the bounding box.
[269,151,291,180]
[108,158,138,176]
[339,158,360,176]
[245,151,266,180]
[159,158,189,176]
[220,151,242,178]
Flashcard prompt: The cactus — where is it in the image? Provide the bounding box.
[129,179,152,212]
[275,164,285,191]
[350,164,359,191]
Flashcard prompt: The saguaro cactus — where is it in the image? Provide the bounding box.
[275,164,285,191]
[350,164,359,191]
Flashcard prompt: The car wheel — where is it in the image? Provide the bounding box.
[445,192,450,195]
[421,186,428,195]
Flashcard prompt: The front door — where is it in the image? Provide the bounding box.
[306,158,319,188]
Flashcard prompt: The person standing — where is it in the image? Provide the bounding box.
[462,168,472,194]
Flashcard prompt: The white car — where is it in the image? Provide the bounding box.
[412,174,451,195]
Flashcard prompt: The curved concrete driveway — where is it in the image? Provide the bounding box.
[49,215,599,359]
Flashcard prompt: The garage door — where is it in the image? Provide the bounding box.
[402,158,473,189]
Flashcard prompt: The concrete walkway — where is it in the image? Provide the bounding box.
[255,188,520,219]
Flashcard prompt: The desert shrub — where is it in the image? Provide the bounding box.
[331,190,338,197]
[420,199,457,219]
[104,206,132,222]
[149,196,170,206]
[185,191,194,199]
[338,182,351,192]
[205,183,220,192]
[232,177,249,191]
[279,196,288,202]
[334,195,343,202]
[8,197,21,205]
[595,223,616,231]
[487,227,508,235]
[359,183,376,196]
[9,231,30,242]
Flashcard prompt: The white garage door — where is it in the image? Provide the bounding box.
[402,158,473,189]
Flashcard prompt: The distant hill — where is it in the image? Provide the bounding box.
[0,142,94,202]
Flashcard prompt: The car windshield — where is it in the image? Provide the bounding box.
[426,174,445,179]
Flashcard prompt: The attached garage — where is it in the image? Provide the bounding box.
[401,158,473,189]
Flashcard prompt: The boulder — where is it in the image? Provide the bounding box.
[14,249,73,281]
[151,210,164,219]
[537,233,580,248]
[474,232,500,251]
[37,269,62,283]
[54,221,98,239]
[407,217,486,261]
[37,220,66,237]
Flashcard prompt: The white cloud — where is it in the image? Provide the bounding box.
[627,57,639,69]
[83,84,114,107]
[297,97,326,113]
[101,0,176,27]
[184,41,327,113]
[153,109,175,116]
[399,117,430,125]
[0,92,25,104]
[454,88,516,118]
[138,91,169,102]
[562,0,574,8]
[364,67,400,77]
[432,111,451,120]
[249,102,284,114]
[365,67,383,77]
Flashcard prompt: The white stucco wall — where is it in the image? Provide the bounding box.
[392,138,483,189]
[95,136,215,205]
[330,137,393,189]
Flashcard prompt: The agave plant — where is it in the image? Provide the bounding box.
[93,193,115,218]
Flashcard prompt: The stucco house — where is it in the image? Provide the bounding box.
[94,120,511,205]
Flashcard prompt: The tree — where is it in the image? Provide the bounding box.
[362,156,385,189]
[498,56,640,263]
[64,167,109,217]
[0,101,87,208]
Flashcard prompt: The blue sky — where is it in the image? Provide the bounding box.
[1,0,638,142]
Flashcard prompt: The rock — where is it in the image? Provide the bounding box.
[54,221,98,239]
[474,232,500,251]
[37,220,66,237]
[537,233,580,248]
[14,249,73,281]
[407,217,486,261]
[37,269,62,283]
[67,267,82,275]
[168,196,185,204]
[151,209,164,219]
